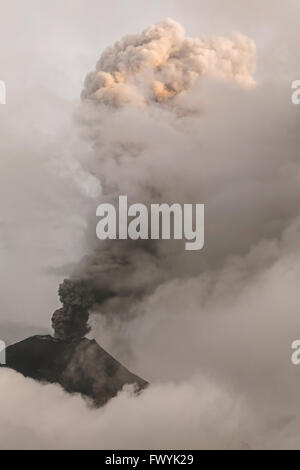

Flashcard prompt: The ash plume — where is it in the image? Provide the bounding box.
[52,18,258,336]
[51,280,95,340]
[81,18,255,108]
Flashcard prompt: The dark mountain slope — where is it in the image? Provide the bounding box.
[2,335,148,406]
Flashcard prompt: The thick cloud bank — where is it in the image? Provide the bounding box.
[0,369,272,450]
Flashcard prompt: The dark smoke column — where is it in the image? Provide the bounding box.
[51,279,95,340]
[4,277,148,406]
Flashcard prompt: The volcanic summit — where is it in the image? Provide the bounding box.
[1,279,148,406]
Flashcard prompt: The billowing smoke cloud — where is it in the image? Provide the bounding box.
[2,2,300,450]
[54,19,258,338]
[52,280,95,339]
[81,18,255,107]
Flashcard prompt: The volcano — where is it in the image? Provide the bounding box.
[1,335,148,406]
